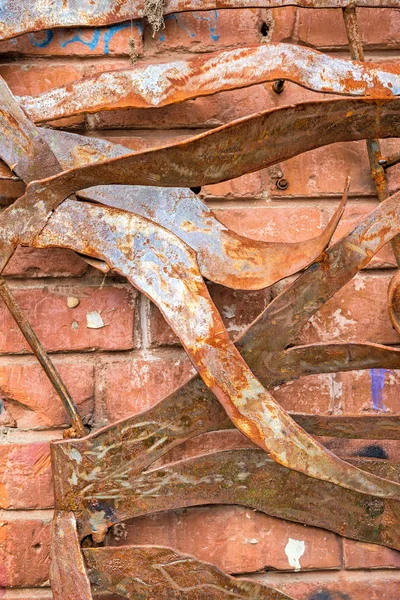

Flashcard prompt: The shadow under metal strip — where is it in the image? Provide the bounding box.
[0,0,397,42]
[19,44,400,124]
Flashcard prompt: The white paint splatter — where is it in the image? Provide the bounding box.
[285,538,305,571]
[86,311,105,329]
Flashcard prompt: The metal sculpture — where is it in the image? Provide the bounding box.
[0,2,399,599]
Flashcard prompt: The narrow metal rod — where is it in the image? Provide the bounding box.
[0,276,86,437]
[343,5,400,267]
[381,152,400,170]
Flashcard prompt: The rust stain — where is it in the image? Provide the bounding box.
[19,44,400,124]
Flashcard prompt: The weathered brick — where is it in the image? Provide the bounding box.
[295,7,400,51]
[0,23,143,57]
[98,350,195,424]
[0,284,139,354]
[214,205,323,242]
[148,284,271,347]
[343,539,400,570]
[109,505,341,574]
[272,374,334,415]
[296,272,400,346]
[0,513,52,587]
[338,368,400,415]
[254,571,400,600]
[271,140,400,200]
[0,441,57,509]
[0,359,94,429]
[3,247,87,278]
[144,9,276,54]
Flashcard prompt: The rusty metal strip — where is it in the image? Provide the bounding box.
[0,76,60,182]
[50,511,93,600]
[294,414,400,439]
[237,188,400,379]
[0,127,346,291]
[265,342,400,388]
[82,183,345,290]
[1,95,398,276]
[0,0,397,42]
[20,45,400,124]
[388,271,400,336]
[83,544,294,599]
[32,198,400,503]
[53,443,400,549]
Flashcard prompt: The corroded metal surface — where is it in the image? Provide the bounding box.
[20,44,400,124]
[0,0,397,42]
[3,96,399,276]
[53,443,400,549]
[2,127,347,291]
[0,76,60,182]
[1,13,400,595]
[238,188,400,380]
[36,197,400,501]
[84,544,293,599]
[388,271,400,336]
[80,184,346,290]
[50,511,92,600]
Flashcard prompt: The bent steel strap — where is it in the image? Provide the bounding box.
[33,197,400,501]
[19,44,400,124]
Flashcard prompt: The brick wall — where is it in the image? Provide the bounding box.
[0,6,400,599]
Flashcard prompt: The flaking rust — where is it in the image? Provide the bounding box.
[0,4,399,599]
[19,44,400,124]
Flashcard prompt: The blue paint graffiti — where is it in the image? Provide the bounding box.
[28,21,143,55]
[103,21,143,54]
[60,28,102,51]
[28,30,54,48]
[370,368,388,411]
[194,10,220,42]
[159,10,219,42]
[159,14,196,42]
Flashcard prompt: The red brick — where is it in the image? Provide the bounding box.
[89,82,324,130]
[3,592,52,600]
[0,23,143,57]
[343,539,400,570]
[0,284,138,354]
[255,571,400,600]
[295,7,400,50]
[296,273,399,346]
[145,9,274,54]
[271,140,400,200]
[0,513,51,587]
[214,205,323,242]
[98,350,195,424]
[148,284,271,347]
[0,359,94,429]
[109,505,341,574]
[272,374,334,415]
[0,62,85,96]
[3,247,87,278]
[338,368,400,415]
[0,441,57,509]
